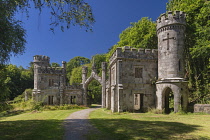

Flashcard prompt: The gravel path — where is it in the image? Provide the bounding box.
[63,107,100,140]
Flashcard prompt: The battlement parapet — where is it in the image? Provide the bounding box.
[157,11,186,31]
[109,46,158,64]
[37,67,65,74]
[34,55,50,62]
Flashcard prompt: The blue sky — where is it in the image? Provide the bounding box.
[10,0,168,68]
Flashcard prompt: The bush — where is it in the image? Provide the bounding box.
[0,102,14,112]
[43,104,87,111]
[31,101,44,111]
[148,108,164,114]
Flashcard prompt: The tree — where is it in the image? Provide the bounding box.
[0,1,26,64]
[0,0,95,64]
[0,64,33,101]
[0,65,10,102]
[69,54,107,104]
[92,54,107,75]
[67,56,90,81]
[107,17,157,60]
[167,0,210,103]
[51,62,60,67]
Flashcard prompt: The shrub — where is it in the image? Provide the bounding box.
[148,108,164,114]
[0,102,14,112]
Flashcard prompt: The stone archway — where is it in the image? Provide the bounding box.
[82,62,107,107]
[163,87,174,114]
[85,71,102,105]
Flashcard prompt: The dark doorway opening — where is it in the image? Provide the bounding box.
[134,93,144,112]
[70,96,76,104]
[164,88,174,114]
[87,79,102,105]
[48,96,54,105]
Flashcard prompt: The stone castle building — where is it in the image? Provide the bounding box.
[33,56,84,105]
[33,11,188,113]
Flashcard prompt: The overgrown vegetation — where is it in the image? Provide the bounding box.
[89,109,210,140]
[167,0,210,104]
[0,64,33,102]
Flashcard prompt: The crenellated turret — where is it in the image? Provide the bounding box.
[157,11,186,32]
[156,11,186,79]
[156,11,188,113]
[33,55,50,67]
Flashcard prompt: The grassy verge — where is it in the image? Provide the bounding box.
[89,109,210,140]
[0,109,81,140]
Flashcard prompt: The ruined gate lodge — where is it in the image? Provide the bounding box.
[33,11,189,113]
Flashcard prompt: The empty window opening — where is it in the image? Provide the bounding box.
[135,68,143,78]
[70,96,76,104]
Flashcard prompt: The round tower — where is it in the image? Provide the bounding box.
[156,11,188,113]
[157,11,186,78]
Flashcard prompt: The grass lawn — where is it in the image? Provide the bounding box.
[0,109,81,140]
[89,109,210,140]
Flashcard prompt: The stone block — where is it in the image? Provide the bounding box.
[194,104,210,114]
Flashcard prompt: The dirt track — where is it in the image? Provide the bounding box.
[63,107,99,140]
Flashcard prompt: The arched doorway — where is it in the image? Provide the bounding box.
[87,79,102,105]
[163,87,174,114]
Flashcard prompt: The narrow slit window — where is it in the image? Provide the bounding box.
[178,60,181,71]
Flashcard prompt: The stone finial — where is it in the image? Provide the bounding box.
[82,66,88,74]
[101,62,107,71]
[62,61,66,69]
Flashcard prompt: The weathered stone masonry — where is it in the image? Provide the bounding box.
[107,47,158,112]
[33,11,189,113]
[33,55,84,105]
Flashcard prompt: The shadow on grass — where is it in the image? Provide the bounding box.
[0,118,208,140]
[89,118,208,140]
[0,119,63,140]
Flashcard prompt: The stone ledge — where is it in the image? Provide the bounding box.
[194,104,210,114]
[156,78,188,84]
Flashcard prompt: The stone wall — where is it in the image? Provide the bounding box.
[194,104,210,114]
[33,55,84,106]
[108,46,158,112]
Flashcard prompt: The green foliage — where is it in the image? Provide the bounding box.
[51,62,60,67]
[0,0,94,64]
[67,56,90,82]
[0,102,14,112]
[167,0,210,103]
[107,17,157,60]
[69,54,106,104]
[148,108,164,114]
[92,54,107,76]
[87,80,102,104]
[43,104,87,110]
[0,1,26,64]
[70,65,83,85]
[0,64,33,102]
[117,17,157,49]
